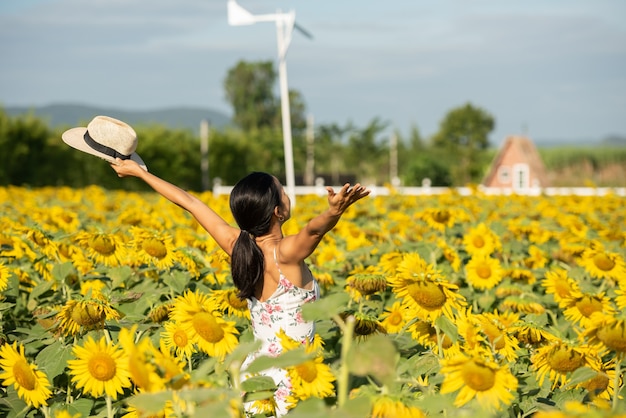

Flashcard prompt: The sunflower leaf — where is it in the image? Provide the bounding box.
[302,291,350,321]
[347,334,397,387]
[35,340,74,380]
[244,347,312,374]
[563,366,599,388]
[330,397,372,417]
[126,390,173,414]
[435,315,458,344]
[241,376,276,392]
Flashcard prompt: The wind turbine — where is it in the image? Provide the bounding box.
[227,0,312,206]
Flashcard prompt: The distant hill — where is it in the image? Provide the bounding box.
[3,103,232,134]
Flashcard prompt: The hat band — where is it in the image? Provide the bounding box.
[83,131,132,160]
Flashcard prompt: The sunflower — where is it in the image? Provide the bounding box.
[542,268,580,304]
[68,335,132,399]
[129,227,178,270]
[25,227,58,260]
[439,351,518,411]
[74,231,127,267]
[209,288,250,319]
[286,355,336,401]
[581,313,626,357]
[378,251,405,275]
[578,241,626,281]
[500,296,546,314]
[389,253,466,322]
[0,232,26,259]
[80,279,107,297]
[436,238,462,272]
[118,326,166,393]
[576,359,617,401]
[419,208,464,232]
[531,339,600,389]
[407,318,454,352]
[53,410,81,418]
[0,342,52,408]
[351,312,386,338]
[524,245,548,269]
[511,323,558,346]
[462,223,500,257]
[472,312,520,361]
[370,395,426,418]
[148,303,172,323]
[0,262,9,292]
[55,297,121,336]
[504,267,537,285]
[465,254,504,290]
[346,272,387,299]
[561,291,615,327]
[161,321,196,361]
[277,328,324,354]
[379,302,408,334]
[170,289,239,360]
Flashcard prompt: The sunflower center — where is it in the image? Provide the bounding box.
[472,236,485,248]
[173,329,189,347]
[461,360,496,391]
[192,312,224,343]
[575,296,603,318]
[13,359,37,390]
[476,264,492,279]
[71,303,105,326]
[596,322,626,353]
[89,236,116,255]
[547,346,584,372]
[227,292,249,310]
[295,360,318,383]
[142,238,168,259]
[432,210,450,224]
[388,311,403,326]
[407,281,447,310]
[88,352,117,381]
[593,253,615,272]
[581,374,609,395]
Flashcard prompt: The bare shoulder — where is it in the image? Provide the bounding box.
[275,234,305,264]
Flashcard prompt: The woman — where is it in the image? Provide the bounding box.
[110,158,370,416]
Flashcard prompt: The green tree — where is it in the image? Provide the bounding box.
[431,102,495,185]
[346,117,389,184]
[224,60,278,131]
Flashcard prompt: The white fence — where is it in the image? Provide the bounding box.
[212,178,626,197]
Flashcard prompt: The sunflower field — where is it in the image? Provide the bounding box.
[1,185,625,418]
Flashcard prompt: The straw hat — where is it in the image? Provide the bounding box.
[62,115,147,170]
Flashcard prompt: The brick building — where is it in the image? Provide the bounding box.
[482,135,549,189]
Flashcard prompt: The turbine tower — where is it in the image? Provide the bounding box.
[227,0,312,206]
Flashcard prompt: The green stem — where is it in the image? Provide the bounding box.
[335,314,355,408]
[613,356,623,411]
[435,324,444,359]
[106,395,113,418]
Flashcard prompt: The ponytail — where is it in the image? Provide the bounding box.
[231,231,264,299]
[229,172,282,299]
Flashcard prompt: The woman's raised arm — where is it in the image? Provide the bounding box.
[110,158,240,255]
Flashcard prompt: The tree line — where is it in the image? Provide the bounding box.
[1,60,497,191]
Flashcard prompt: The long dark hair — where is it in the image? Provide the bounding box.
[229,172,282,299]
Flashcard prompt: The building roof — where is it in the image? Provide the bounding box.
[482,135,548,186]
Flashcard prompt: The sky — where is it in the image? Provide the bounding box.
[1,0,625,145]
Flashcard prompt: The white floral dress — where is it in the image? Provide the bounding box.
[242,247,320,417]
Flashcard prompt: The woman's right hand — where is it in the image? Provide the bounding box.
[326,183,370,214]
[110,158,144,178]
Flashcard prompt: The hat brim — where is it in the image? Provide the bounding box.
[62,127,148,171]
